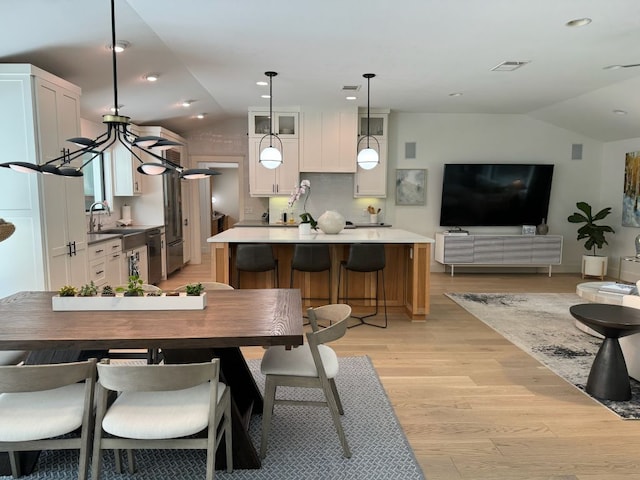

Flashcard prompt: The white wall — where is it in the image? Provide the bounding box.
[387,113,604,272]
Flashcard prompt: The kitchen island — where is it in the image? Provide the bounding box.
[207,227,434,320]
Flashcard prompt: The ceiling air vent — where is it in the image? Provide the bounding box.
[491,61,530,72]
[342,85,361,92]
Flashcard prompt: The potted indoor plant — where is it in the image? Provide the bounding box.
[289,179,317,234]
[567,201,615,279]
[184,283,205,296]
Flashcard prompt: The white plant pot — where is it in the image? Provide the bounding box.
[582,254,608,279]
[298,223,312,235]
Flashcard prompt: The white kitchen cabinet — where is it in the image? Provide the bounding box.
[0,64,88,296]
[87,238,123,287]
[354,139,387,197]
[300,109,357,173]
[112,124,143,196]
[248,137,299,196]
[354,109,389,198]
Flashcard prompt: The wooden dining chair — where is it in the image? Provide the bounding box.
[259,304,352,459]
[0,358,97,480]
[92,358,232,480]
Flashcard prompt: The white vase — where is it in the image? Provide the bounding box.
[317,210,345,234]
[298,223,311,235]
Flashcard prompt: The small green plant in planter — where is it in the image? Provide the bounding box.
[58,285,77,297]
[101,285,115,296]
[567,201,615,255]
[146,290,162,297]
[568,201,615,278]
[122,275,145,297]
[78,281,98,297]
[185,283,205,296]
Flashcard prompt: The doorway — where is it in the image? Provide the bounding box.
[192,156,242,255]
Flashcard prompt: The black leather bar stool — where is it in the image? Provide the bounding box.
[338,243,387,328]
[236,243,279,288]
[290,244,332,305]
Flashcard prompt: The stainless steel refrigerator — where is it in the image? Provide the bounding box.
[164,149,183,275]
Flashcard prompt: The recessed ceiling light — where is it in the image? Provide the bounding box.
[449,92,463,97]
[196,113,206,119]
[613,109,628,115]
[109,104,124,113]
[144,73,159,82]
[181,100,194,107]
[256,81,268,86]
[603,65,623,70]
[261,94,271,99]
[566,18,592,27]
[107,41,130,53]
[346,96,357,101]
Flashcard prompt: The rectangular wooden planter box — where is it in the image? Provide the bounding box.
[52,292,207,311]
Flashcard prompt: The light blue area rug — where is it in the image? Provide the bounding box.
[447,292,640,419]
[13,356,425,480]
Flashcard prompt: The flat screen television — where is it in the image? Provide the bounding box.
[439,163,554,227]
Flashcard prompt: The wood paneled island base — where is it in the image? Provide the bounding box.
[208,227,434,320]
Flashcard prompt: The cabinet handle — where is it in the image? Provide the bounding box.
[95,270,104,275]
[72,241,77,256]
[112,254,120,259]
[184,218,189,226]
[67,242,72,257]
[95,249,104,254]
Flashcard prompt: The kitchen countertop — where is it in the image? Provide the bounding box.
[86,225,163,245]
[207,226,433,244]
[233,220,392,228]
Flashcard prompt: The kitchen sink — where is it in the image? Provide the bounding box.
[92,228,148,250]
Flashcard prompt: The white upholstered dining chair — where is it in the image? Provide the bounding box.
[91,358,232,480]
[259,304,352,459]
[0,358,97,479]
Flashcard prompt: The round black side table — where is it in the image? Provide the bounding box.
[570,303,640,401]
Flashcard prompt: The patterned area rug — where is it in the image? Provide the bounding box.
[15,356,425,480]
[447,292,640,419]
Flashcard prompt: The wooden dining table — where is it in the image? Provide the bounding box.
[0,289,304,471]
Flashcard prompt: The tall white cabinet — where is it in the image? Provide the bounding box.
[0,64,87,297]
[354,109,389,197]
[248,108,300,196]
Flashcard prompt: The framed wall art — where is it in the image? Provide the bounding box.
[396,169,426,205]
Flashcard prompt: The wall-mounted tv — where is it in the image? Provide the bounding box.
[439,163,554,227]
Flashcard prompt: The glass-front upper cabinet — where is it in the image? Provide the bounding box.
[249,111,299,138]
[359,114,386,138]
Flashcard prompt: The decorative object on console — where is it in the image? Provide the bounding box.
[357,73,380,170]
[522,225,536,235]
[317,210,346,234]
[396,169,426,206]
[536,218,549,235]
[0,0,219,180]
[258,71,283,169]
[0,218,15,243]
[567,201,615,279]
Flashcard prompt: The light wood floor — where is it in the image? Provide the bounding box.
[160,261,640,480]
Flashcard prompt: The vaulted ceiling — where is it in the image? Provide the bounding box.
[2,0,640,141]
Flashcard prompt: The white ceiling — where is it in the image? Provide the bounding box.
[2,0,640,141]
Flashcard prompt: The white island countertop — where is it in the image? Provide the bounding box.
[207,227,434,244]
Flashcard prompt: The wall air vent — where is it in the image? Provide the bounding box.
[491,61,530,72]
[342,85,361,92]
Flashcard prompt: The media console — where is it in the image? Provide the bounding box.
[435,233,563,277]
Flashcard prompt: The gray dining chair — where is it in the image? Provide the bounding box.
[92,358,232,480]
[0,358,97,480]
[260,304,352,459]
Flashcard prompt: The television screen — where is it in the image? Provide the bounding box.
[439,163,554,227]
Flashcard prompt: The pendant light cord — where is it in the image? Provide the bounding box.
[110,0,119,116]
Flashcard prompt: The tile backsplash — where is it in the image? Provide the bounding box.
[268,173,387,224]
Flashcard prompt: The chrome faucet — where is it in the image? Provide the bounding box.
[89,201,111,233]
